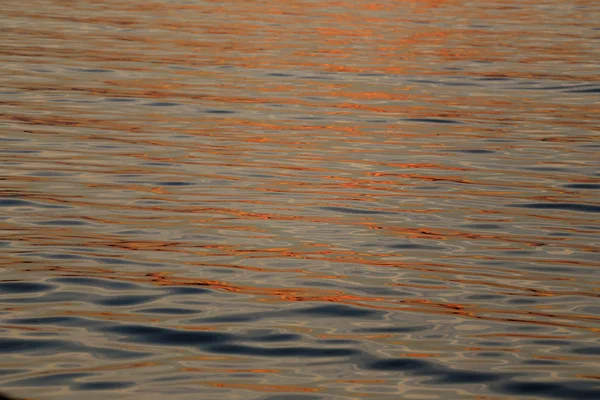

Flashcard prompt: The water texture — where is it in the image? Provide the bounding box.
[1,0,599,399]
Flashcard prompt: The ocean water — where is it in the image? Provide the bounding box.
[1,0,599,399]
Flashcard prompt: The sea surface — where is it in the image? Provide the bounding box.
[1,1,599,399]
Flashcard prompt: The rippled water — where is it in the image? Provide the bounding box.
[1,1,599,399]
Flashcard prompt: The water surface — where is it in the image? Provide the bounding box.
[1,0,599,399]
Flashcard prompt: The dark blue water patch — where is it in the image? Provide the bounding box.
[266,72,293,77]
[507,203,600,213]
[460,224,502,229]
[0,369,29,377]
[205,109,236,114]
[520,83,592,91]
[94,294,162,307]
[52,277,140,291]
[450,149,496,154]
[38,253,84,260]
[442,81,479,87]
[0,338,61,354]
[414,185,443,190]
[496,380,600,400]
[403,118,463,124]
[0,281,55,294]
[134,200,168,205]
[563,184,600,190]
[0,198,69,209]
[4,373,92,387]
[320,206,389,215]
[531,340,572,346]
[195,304,381,325]
[98,323,232,347]
[105,98,136,102]
[34,219,89,226]
[507,298,539,305]
[512,325,544,333]
[570,346,600,355]
[73,381,135,391]
[524,359,562,365]
[466,294,504,301]
[138,307,201,315]
[146,102,179,106]
[547,232,571,237]
[7,316,82,326]
[430,370,501,384]
[116,174,144,178]
[0,136,27,142]
[566,87,600,93]
[366,357,430,372]
[300,75,329,80]
[289,304,379,318]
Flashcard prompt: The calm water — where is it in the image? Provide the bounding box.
[1,1,599,399]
